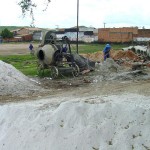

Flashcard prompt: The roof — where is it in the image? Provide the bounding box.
[11,27,42,32]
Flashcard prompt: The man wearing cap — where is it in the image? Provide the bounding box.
[103,44,111,61]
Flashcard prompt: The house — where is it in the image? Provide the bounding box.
[134,29,150,43]
[11,27,42,35]
[55,31,65,39]
[33,31,43,41]
[64,26,98,43]
[98,27,138,43]
[11,27,42,41]
[65,28,84,41]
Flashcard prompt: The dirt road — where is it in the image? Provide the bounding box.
[0,43,39,55]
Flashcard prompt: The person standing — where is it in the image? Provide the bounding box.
[103,44,111,61]
[29,43,34,55]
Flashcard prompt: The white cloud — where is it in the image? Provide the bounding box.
[0,0,150,28]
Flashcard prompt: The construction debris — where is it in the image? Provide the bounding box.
[81,47,150,71]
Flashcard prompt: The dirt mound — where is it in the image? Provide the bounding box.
[112,50,140,61]
[81,50,140,63]
[81,51,103,62]
[0,60,40,97]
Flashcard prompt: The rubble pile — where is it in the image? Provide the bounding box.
[0,60,40,97]
[81,50,140,62]
[82,49,150,69]
[111,50,140,61]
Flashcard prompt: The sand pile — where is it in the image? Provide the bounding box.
[0,60,40,97]
[93,58,122,82]
[81,50,140,63]
[81,51,104,62]
[112,50,140,61]
[0,94,150,150]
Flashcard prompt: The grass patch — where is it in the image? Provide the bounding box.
[0,55,38,76]
[71,43,127,53]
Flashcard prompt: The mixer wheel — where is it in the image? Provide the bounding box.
[72,64,80,77]
[50,66,59,79]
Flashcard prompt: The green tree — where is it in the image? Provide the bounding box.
[1,28,13,38]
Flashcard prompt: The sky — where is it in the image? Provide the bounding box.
[0,0,150,29]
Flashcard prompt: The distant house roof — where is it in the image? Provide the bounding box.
[11,28,21,32]
[11,27,42,32]
[25,27,42,31]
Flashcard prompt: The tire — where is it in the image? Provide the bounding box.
[72,64,80,77]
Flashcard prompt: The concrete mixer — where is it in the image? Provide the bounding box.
[37,32,80,79]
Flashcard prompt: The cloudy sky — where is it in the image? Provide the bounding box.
[0,0,150,29]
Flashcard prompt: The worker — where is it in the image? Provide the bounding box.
[103,44,111,61]
[62,44,68,53]
[29,43,34,55]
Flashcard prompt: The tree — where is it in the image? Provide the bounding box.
[1,28,13,38]
[18,0,51,26]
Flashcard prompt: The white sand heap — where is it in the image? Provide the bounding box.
[93,58,122,82]
[0,94,150,150]
[0,60,39,96]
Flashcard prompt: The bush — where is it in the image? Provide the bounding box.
[1,28,13,38]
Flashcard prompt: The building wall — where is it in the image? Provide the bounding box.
[137,29,150,37]
[65,32,84,41]
[98,27,138,43]
[134,37,150,42]
[33,31,43,41]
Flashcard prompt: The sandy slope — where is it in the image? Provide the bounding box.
[0,94,150,150]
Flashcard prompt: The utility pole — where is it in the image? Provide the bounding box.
[104,22,106,28]
[77,0,79,54]
[55,25,59,31]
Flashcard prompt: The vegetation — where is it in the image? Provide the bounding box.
[0,26,24,33]
[18,0,51,26]
[0,55,38,76]
[71,43,125,53]
[0,28,13,38]
[18,0,51,14]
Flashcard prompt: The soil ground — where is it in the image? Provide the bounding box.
[0,43,39,55]
[0,43,150,104]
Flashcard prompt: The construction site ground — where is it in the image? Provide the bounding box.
[1,43,150,150]
[0,43,150,103]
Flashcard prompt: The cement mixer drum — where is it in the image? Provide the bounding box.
[37,44,58,65]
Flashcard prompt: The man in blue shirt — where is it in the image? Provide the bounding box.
[29,43,34,55]
[62,44,68,53]
[103,44,111,61]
